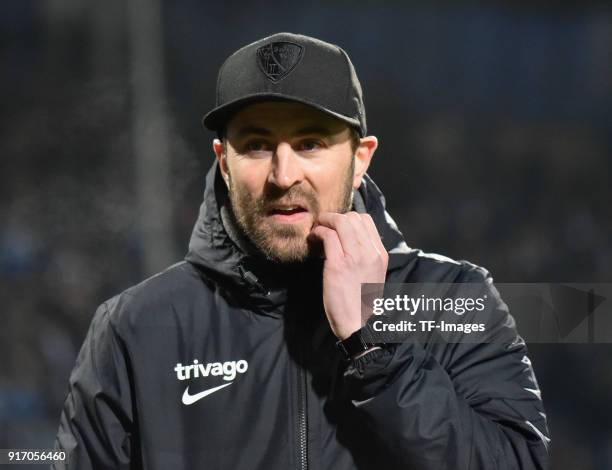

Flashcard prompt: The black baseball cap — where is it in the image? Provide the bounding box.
[203,32,367,137]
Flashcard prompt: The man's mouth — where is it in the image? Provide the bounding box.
[267,204,310,223]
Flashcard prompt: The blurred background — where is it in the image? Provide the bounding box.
[1,1,611,468]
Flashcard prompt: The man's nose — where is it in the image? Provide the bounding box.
[268,142,304,190]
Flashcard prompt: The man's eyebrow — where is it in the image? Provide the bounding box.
[294,125,336,137]
[233,126,272,139]
[232,124,338,139]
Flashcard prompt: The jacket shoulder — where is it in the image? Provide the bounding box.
[100,261,208,329]
[392,247,493,284]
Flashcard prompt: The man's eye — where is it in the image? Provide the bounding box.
[245,140,271,152]
[298,140,323,152]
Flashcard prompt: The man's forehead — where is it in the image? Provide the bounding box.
[226,101,349,138]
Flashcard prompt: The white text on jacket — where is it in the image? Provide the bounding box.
[174,359,248,381]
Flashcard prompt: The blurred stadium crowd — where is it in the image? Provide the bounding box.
[1,1,611,468]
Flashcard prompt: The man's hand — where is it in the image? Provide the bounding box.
[309,212,388,340]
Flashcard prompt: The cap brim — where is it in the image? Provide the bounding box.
[202,93,363,136]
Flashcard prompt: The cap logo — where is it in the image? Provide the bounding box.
[256,41,303,82]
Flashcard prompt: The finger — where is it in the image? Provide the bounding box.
[342,212,383,259]
[360,213,387,256]
[316,212,361,255]
[344,211,371,248]
[309,225,344,262]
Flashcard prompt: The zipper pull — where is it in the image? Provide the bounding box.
[238,266,270,296]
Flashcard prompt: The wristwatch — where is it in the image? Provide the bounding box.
[336,327,384,360]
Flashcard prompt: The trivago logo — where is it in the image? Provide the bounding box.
[174,359,249,382]
[174,359,249,405]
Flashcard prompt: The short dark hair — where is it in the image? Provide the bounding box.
[219,125,361,154]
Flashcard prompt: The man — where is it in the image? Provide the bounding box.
[55,33,550,469]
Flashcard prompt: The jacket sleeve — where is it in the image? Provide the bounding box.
[343,273,550,469]
[53,300,136,470]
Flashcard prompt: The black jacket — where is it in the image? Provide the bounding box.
[54,162,550,469]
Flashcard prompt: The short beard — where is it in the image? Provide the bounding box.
[227,158,355,263]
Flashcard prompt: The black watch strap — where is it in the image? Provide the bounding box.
[336,328,381,359]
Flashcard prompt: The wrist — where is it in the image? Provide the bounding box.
[335,327,361,342]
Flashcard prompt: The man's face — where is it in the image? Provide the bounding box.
[217,101,358,263]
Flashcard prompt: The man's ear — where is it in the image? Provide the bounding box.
[353,136,378,188]
[213,139,230,188]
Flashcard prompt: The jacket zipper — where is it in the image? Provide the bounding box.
[241,265,306,467]
[238,267,271,296]
[297,364,308,470]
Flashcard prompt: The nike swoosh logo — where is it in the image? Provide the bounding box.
[182,382,233,405]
